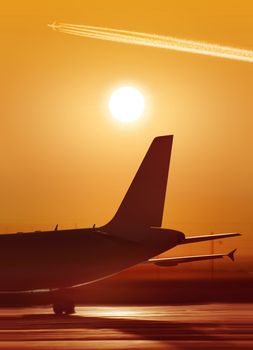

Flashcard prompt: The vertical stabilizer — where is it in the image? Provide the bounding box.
[102,135,173,234]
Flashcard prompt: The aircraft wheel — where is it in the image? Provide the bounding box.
[64,301,75,315]
[53,303,63,315]
[53,301,75,315]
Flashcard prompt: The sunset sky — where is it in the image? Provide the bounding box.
[0,1,252,268]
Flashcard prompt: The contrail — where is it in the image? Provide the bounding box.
[49,22,253,63]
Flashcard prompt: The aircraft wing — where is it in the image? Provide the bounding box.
[181,233,241,244]
[148,249,237,267]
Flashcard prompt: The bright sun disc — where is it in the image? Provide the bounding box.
[109,86,145,123]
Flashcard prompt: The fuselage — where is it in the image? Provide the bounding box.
[0,227,183,291]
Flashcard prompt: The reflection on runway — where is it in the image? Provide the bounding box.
[0,304,252,349]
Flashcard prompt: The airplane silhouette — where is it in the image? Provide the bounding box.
[0,135,240,314]
[48,22,60,30]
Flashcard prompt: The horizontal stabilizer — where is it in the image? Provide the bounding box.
[148,249,237,266]
[228,248,237,262]
[180,233,241,245]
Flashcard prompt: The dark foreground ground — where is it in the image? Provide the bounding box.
[0,304,252,349]
[1,265,253,305]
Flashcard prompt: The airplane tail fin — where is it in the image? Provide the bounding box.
[102,135,173,235]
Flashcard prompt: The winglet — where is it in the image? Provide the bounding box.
[54,224,58,231]
[227,249,237,262]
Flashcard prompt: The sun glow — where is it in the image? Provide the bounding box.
[109,86,145,123]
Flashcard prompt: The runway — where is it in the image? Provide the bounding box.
[0,304,252,349]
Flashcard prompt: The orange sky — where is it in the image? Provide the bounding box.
[0,1,252,268]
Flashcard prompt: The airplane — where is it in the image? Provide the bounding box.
[47,22,60,30]
[0,135,240,315]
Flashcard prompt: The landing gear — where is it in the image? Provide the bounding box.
[52,300,75,315]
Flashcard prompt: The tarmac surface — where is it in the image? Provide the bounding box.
[0,304,252,349]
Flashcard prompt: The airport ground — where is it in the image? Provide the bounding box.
[0,304,252,349]
[0,267,252,349]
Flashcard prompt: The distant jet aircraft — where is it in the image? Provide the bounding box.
[0,135,240,314]
[48,22,60,30]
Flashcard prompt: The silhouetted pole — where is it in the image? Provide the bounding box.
[211,232,214,280]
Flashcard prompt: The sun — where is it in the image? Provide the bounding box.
[109,86,145,123]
